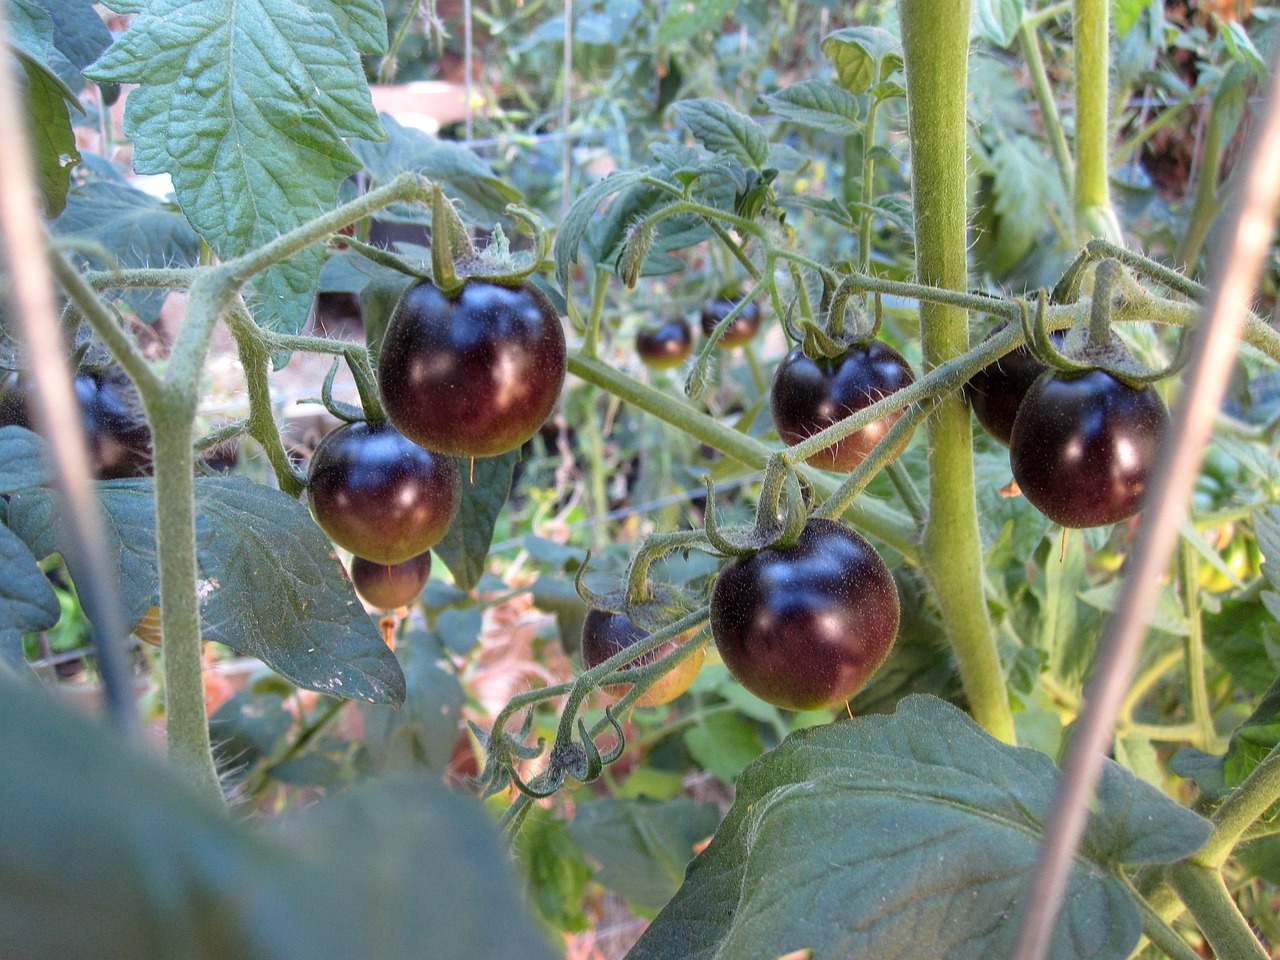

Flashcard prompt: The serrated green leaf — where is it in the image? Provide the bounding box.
[433,450,520,591]
[671,99,769,170]
[7,480,158,632]
[193,476,405,705]
[51,177,202,323]
[0,674,558,960]
[85,0,387,337]
[650,141,751,193]
[759,80,861,136]
[360,630,464,773]
[569,797,721,914]
[553,167,650,291]
[654,0,736,45]
[17,55,80,217]
[628,695,1212,960]
[822,26,903,94]
[0,427,49,493]
[972,0,1025,48]
[351,114,520,224]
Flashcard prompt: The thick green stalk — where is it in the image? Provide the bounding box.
[1018,18,1074,201]
[900,0,1014,743]
[1194,739,1280,870]
[1167,865,1269,960]
[1073,0,1123,243]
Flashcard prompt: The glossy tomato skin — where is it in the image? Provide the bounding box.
[635,318,693,369]
[770,342,915,472]
[1009,369,1168,528]
[965,329,1065,447]
[307,420,461,565]
[378,279,567,458]
[581,609,705,707]
[700,297,761,348]
[710,518,899,711]
[350,552,432,610]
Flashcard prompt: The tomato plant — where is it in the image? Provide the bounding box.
[307,419,461,565]
[378,279,567,458]
[1009,369,1169,529]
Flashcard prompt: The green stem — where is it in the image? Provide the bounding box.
[885,460,928,526]
[1119,646,1185,721]
[1167,864,1269,960]
[1073,0,1123,243]
[567,352,920,559]
[1175,105,1224,273]
[582,265,608,359]
[1018,17,1074,201]
[378,0,423,83]
[858,96,882,272]
[900,0,1014,742]
[814,401,935,522]
[1123,874,1203,960]
[1179,540,1218,751]
[1193,739,1280,870]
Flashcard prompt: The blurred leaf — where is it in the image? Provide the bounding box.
[1203,598,1280,696]
[209,689,294,785]
[0,675,557,960]
[352,114,520,224]
[1114,0,1154,37]
[759,80,861,136]
[569,797,721,914]
[1218,17,1267,79]
[436,607,482,654]
[1079,579,1189,636]
[87,0,387,337]
[655,0,736,45]
[433,449,520,591]
[38,0,113,91]
[629,696,1212,960]
[684,711,764,783]
[52,177,203,323]
[0,524,60,669]
[360,630,464,773]
[18,55,80,217]
[516,810,593,933]
[972,0,1024,48]
[671,99,769,170]
[1223,677,1280,790]
[822,26,903,94]
[0,426,49,493]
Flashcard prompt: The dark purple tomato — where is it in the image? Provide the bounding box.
[700,297,761,348]
[0,369,152,478]
[581,609,705,707]
[635,317,693,369]
[378,279,567,458]
[965,328,1066,446]
[770,342,915,472]
[709,518,899,711]
[350,552,432,610]
[1009,368,1168,528]
[307,419,461,565]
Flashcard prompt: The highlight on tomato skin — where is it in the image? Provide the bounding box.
[770,341,915,472]
[349,552,433,610]
[635,317,694,369]
[581,609,706,707]
[1009,368,1169,529]
[306,419,461,566]
[378,278,567,459]
[709,518,899,712]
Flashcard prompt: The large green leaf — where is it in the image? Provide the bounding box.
[0,675,558,960]
[52,176,203,323]
[194,477,404,704]
[38,0,113,92]
[86,0,387,337]
[628,696,1212,960]
[433,450,520,591]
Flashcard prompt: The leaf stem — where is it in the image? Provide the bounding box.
[1167,864,1269,960]
[1018,17,1074,201]
[1179,540,1218,751]
[1193,739,1280,870]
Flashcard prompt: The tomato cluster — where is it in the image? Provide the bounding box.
[0,368,152,479]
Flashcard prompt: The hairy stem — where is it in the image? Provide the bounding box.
[1019,17,1074,201]
[1073,0,1123,243]
[900,0,1014,742]
[1167,864,1269,960]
